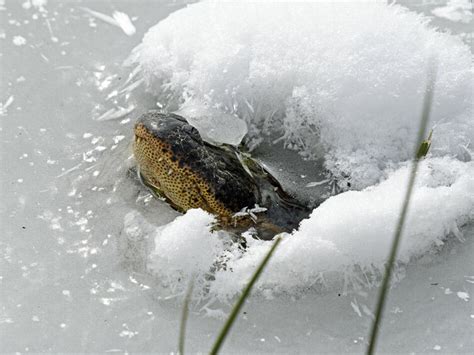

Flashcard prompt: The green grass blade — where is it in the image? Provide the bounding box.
[210,236,282,355]
[178,277,195,355]
[366,63,437,355]
[416,129,433,160]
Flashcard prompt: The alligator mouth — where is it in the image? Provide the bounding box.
[134,122,150,142]
[134,123,166,154]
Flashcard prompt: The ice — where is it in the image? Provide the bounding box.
[112,11,136,36]
[95,104,136,121]
[80,8,136,36]
[2,0,473,353]
[0,95,14,115]
[130,0,473,188]
[175,99,248,146]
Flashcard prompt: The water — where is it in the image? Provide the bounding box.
[1,0,473,353]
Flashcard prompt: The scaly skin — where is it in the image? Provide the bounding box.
[133,111,310,239]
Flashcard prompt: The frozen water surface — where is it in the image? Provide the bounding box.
[1,0,473,353]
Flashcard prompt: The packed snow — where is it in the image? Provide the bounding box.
[124,0,474,300]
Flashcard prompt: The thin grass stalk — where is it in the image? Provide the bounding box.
[178,277,195,355]
[210,236,282,355]
[366,64,437,355]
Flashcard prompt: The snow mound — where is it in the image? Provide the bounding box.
[131,157,473,300]
[148,209,224,292]
[123,1,474,300]
[128,0,473,188]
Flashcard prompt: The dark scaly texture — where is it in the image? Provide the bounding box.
[133,111,310,239]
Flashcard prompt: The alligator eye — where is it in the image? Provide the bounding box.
[182,124,198,136]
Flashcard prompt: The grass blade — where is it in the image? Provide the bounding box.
[210,236,282,355]
[178,278,195,355]
[366,63,437,355]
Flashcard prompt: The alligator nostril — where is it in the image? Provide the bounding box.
[134,124,149,142]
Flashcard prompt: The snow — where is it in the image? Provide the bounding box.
[129,0,473,188]
[0,95,14,115]
[457,291,470,301]
[12,35,26,46]
[139,157,473,300]
[148,209,226,292]
[432,0,473,23]
[22,0,48,12]
[124,0,474,300]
